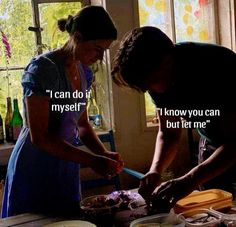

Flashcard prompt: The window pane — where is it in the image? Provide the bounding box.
[0,0,33,124]
[0,0,35,66]
[138,0,172,121]
[145,92,156,116]
[90,61,113,130]
[38,2,82,51]
[0,70,23,119]
[174,0,216,43]
[138,0,172,36]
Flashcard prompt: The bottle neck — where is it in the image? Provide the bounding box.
[13,99,19,113]
[7,97,12,112]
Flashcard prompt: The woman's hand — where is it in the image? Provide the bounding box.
[91,154,123,178]
[103,150,124,171]
[138,171,162,205]
[150,175,194,213]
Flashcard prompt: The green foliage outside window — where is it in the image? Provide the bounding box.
[0,0,34,118]
[0,0,81,121]
[39,2,81,50]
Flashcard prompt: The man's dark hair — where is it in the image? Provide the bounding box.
[112,26,174,91]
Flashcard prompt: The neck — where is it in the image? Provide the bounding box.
[57,42,79,67]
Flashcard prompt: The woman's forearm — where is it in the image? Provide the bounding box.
[78,123,107,155]
[31,133,96,166]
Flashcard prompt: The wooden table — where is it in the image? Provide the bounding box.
[0,213,65,227]
[0,207,147,227]
[0,205,148,227]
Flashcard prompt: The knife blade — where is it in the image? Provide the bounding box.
[123,167,145,180]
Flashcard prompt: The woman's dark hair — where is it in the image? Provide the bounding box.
[58,6,117,41]
[111,26,174,91]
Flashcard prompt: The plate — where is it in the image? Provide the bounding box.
[43,220,96,227]
[130,213,185,227]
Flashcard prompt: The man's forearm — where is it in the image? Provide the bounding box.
[150,130,181,173]
[186,143,236,186]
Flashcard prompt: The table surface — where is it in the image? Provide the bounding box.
[0,205,148,227]
[0,188,147,227]
[1,205,236,227]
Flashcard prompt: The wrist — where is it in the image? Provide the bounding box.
[149,163,162,174]
[97,149,109,156]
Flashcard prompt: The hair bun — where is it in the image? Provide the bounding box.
[57,15,74,33]
[57,18,67,32]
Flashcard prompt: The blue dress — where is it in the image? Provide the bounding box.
[1,51,93,217]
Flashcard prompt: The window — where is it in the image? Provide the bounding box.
[0,0,86,125]
[138,0,235,126]
[1,0,114,133]
[0,0,35,118]
[31,1,84,53]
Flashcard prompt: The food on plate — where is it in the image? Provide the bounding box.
[108,190,142,209]
[82,195,120,209]
[43,220,96,227]
[81,190,143,215]
[185,212,219,224]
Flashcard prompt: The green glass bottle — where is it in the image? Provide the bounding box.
[5,97,13,142]
[11,98,23,143]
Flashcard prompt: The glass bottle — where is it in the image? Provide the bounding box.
[0,114,4,144]
[5,97,13,142]
[11,98,23,143]
[87,89,102,129]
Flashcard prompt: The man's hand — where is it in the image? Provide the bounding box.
[150,175,195,213]
[138,171,162,205]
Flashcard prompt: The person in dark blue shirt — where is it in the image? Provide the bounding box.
[112,26,236,210]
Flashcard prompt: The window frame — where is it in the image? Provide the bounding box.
[30,0,90,55]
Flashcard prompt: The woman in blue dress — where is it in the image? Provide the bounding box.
[2,5,123,217]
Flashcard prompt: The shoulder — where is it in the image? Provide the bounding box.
[22,51,61,91]
[25,51,59,74]
[175,42,235,57]
[23,52,60,80]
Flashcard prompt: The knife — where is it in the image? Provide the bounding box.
[123,167,145,180]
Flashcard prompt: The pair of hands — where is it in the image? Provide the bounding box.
[91,151,124,178]
[138,171,194,212]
